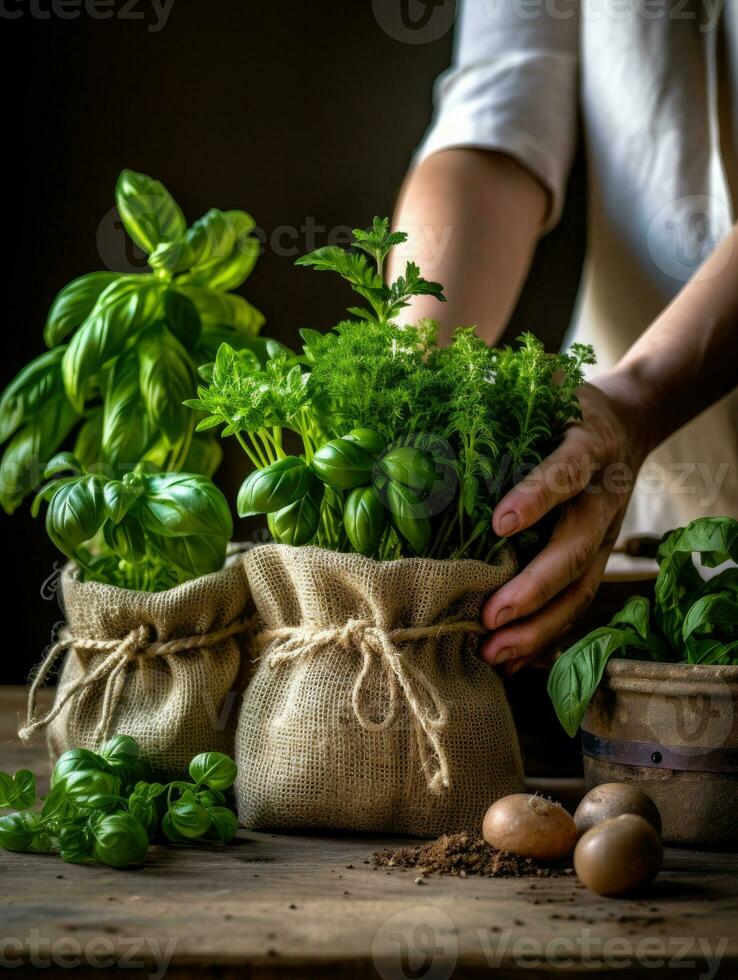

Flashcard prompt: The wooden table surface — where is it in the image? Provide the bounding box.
[1,686,737,979]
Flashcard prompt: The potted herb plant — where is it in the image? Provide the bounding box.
[2,171,264,776]
[548,516,738,847]
[187,218,595,836]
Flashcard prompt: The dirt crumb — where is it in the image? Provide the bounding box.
[373,833,571,878]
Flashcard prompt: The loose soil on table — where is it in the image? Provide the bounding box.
[373,832,572,878]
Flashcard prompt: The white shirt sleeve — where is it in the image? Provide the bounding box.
[415,0,580,230]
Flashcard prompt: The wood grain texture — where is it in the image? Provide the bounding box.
[1,687,737,979]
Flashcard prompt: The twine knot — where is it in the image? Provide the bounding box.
[255,618,485,796]
[19,617,252,747]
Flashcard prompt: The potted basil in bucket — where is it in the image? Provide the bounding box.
[548,517,738,847]
[1,171,264,776]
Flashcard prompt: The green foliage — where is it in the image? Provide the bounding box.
[0,170,264,569]
[0,737,238,869]
[548,517,738,735]
[191,217,592,561]
[33,460,232,591]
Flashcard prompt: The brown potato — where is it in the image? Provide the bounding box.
[482,793,577,860]
[574,814,663,896]
[574,782,662,837]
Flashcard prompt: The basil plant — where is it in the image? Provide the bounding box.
[0,170,262,588]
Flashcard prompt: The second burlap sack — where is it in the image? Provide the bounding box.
[236,544,525,836]
[20,550,253,779]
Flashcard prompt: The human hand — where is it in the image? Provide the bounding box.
[481,378,653,675]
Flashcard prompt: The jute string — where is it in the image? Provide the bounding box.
[19,618,252,746]
[255,618,486,795]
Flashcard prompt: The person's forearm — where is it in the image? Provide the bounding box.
[388,148,549,344]
[596,223,738,456]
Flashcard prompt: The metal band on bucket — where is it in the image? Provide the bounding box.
[581,731,738,774]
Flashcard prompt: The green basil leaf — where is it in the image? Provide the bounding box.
[100,734,140,763]
[0,812,37,852]
[40,782,72,823]
[656,517,738,649]
[609,595,652,641]
[91,811,149,867]
[547,627,654,737]
[138,472,232,538]
[175,285,264,336]
[103,479,137,524]
[313,438,374,490]
[206,806,238,843]
[682,593,738,663]
[237,457,315,517]
[10,771,36,809]
[73,410,104,471]
[43,452,82,479]
[44,272,121,348]
[161,810,190,844]
[52,748,110,787]
[148,239,194,276]
[45,475,107,557]
[103,514,147,563]
[169,798,211,839]
[146,532,227,579]
[138,325,196,446]
[385,480,431,554]
[115,169,186,254]
[63,769,121,809]
[101,350,151,465]
[62,277,164,410]
[188,752,237,790]
[268,484,323,546]
[58,819,94,864]
[344,485,386,556]
[380,447,436,493]
[164,289,201,347]
[344,428,386,456]
[179,209,259,292]
[0,394,80,515]
[0,348,65,443]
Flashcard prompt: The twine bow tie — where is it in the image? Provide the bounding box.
[255,618,485,795]
[19,618,251,747]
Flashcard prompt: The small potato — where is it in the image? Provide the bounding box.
[574,782,662,837]
[574,814,662,897]
[483,793,577,860]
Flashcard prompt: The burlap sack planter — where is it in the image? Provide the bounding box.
[20,548,253,779]
[236,544,525,836]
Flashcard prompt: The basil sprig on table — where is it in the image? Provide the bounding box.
[0,736,239,868]
[0,169,264,589]
[548,516,738,737]
[187,217,593,561]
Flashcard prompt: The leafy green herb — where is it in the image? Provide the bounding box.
[0,737,238,868]
[0,169,264,590]
[548,517,738,735]
[189,216,593,561]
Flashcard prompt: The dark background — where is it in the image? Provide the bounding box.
[2,0,585,682]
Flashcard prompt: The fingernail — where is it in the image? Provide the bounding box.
[495,606,513,629]
[492,647,515,665]
[497,512,519,535]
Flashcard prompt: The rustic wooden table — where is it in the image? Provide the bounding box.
[1,687,737,979]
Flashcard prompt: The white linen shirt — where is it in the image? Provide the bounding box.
[416,0,738,543]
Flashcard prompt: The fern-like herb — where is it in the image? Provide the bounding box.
[187,218,594,561]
